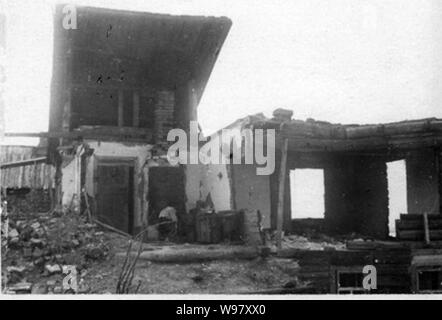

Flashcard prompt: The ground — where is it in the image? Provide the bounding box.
[1,209,344,294]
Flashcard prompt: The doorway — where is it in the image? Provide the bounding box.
[95,158,134,234]
[387,160,407,236]
[290,169,325,219]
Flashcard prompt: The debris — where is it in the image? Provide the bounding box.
[30,238,45,248]
[6,266,26,274]
[46,280,57,286]
[31,222,41,230]
[8,282,32,293]
[23,247,33,257]
[31,283,48,294]
[8,228,19,238]
[85,246,105,260]
[32,248,43,258]
[53,286,63,294]
[45,264,62,274]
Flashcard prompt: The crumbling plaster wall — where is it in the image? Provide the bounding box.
[184,162,233,212]
[406,148,440,215]
[232,164,272,230]
[61,141,152,231]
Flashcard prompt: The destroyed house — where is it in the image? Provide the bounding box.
[47,6,231,235]
[203,109,442,242]
[195,110,442,293]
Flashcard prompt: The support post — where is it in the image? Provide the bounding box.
[118,90,124,127]
[133,91,140,127]
[276,136,289,249]
[423,212,430,244]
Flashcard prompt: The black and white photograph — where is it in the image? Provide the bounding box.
[0,0,442,302]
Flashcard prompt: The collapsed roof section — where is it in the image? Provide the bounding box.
[243,109,442,153]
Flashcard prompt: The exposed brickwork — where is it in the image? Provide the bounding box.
[154,90,175,152]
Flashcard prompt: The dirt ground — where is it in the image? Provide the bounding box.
[1,210,344,294]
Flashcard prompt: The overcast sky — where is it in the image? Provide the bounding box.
[2,0,442,145]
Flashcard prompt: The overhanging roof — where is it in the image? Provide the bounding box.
[55,5,232,102]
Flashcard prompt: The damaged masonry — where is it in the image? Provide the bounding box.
[2,5,442,294]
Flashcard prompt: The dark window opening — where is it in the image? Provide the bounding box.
[417,269,442,292]
[71,87,119,128]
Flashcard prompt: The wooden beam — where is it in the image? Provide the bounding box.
[0,157,47,169]
[276,136,289,249]
[133,91,140,127]
[437,148,442,214]
[118,90,124,127]
[4,128,153,141]
[423,212,431,244]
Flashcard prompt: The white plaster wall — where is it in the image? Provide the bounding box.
[83,141,152,229]
[201,163,232,212]
[232,164,272,229]
[184,164,204,212]
[61,156,78,209]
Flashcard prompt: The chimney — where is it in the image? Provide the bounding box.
[272,108,293,122]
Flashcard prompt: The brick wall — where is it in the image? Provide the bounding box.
[154,90,175,152]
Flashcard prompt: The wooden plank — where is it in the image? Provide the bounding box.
[423,212,431,244]
[118,89,124,127]
[397,230,442,240]
[132,91,140,127]
[396,219,442,230]
[0,157,47,169]
[4,128,153,141]
[400,214,442,221]
[276,137,289,249]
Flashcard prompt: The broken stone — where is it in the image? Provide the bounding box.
[6,266,26,274]
[44,264,62,274]
[9,237,19,246]
[20,226,33,241]
[71,239,80,247]
[85,246,105,260]
[23,247,32,257]
[8,228,19,238]
[78,283,90,294]
[32,248,43,258]
[33,257,45,266]
[31,283,48,294]
[46,280,57,286]
[30,222,41,230]
[53,286,63,294]
[8,282,32,293]
[30,238,45,248]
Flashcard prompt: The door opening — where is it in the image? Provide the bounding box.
[387,160,407,237]
[96,159,134,234]
[290,169,325,219]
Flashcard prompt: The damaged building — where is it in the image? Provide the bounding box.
[45,6,231,235]
[204,108,442,241]
[2,5,442,294]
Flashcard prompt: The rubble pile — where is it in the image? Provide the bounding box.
[2,211,111,294]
